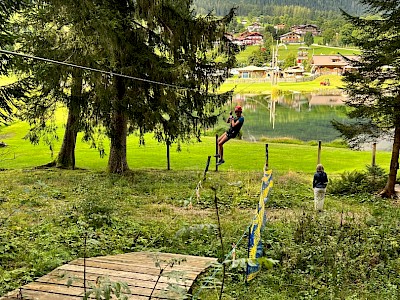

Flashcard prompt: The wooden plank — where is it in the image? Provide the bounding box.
[19,289,149,300]
[108,252,217,266]
[87,256,211,272]
[23,282,84,297]
[36,273,170,297]
[3,289,82,300]
[0,252,217,300]
[68,260,198,282]
[70,258,200,277]
[40,270,170,290]
[57,264,192,287]
[88,255,217,272]
[21,282,166,300]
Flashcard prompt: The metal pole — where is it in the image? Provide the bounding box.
[265,144,269,171]
[317,140,322,164]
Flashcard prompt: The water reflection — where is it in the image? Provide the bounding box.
[230,92,349,142]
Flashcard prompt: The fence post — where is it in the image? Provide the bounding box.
[372,142,377,167]
[166,141,170,170]
[215,134,219,172]
[317,140,322,164]
[265,144,269,171]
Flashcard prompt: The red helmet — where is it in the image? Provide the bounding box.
[234,105,242,112]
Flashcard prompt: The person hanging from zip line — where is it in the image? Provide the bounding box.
[216,105,244,166]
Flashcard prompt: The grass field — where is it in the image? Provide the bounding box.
[220,74,343,94]
[0,148,398,299]
[1,113,399,299]
[2,45,400,300]
[0,116,391,175]
[236,44,360,66]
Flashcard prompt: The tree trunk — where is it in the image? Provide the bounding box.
[107,76,129,174]
[380,126,400,198]
[56,72,82,169]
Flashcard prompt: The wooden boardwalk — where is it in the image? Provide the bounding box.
[1,252,217,300]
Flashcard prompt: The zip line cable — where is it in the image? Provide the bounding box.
[0,48,210,93]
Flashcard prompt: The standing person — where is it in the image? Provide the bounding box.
[216,105,244,166]
[313,164,328,212]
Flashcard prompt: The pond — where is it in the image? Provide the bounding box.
[226,92,350,143]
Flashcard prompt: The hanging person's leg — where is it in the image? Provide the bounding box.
[217,133,229,165]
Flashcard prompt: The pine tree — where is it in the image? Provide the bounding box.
[304,32,314,46]
[26,0,237,173]
[0,0,30,122]
[10,4,98,169]
[333,1,400,198]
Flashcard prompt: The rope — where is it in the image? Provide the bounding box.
[0,49,214,93]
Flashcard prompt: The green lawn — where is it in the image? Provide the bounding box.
[0,116,391,175]
[1,111,398,300]
[220,74,343,94]
[2,34,400,300]
[236,44,360,66]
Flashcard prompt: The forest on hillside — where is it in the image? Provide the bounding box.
[193,0,364,17]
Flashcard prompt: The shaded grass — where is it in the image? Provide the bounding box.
[0,168,398,299]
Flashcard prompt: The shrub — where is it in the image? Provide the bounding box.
[77,191,115,228]
[329,165,387,195]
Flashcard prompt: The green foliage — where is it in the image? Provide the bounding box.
[194,0,363,18]
[247,46,271,67]
[337,0,400,197]
[229,257,278,271]
[83,276,131,300]
[151,255,189,299]
[213,209,400,299]
[304,32,314,47]
[329,165,387,195]
[77,191,115,229]
[282,53,296,69]
[1,168,400,299]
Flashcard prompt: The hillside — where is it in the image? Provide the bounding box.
[194,0,364,16]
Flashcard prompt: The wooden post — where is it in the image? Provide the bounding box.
[166,141,170,170]
[265,144,269,171]
[215,134,219,172]
[372,142,377,167]
[317,140,322,164]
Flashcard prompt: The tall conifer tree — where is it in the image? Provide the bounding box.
[333,1,400,197]
[10,3,99,169]
[8,1,236,172]
[44,0,236,173]
[0,0,30,122]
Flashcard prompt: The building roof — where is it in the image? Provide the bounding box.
[239,31,264,38]
[292,24,319,29]
[284,66,305,73]
[312,55,359,67]
[279,32,301,38]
